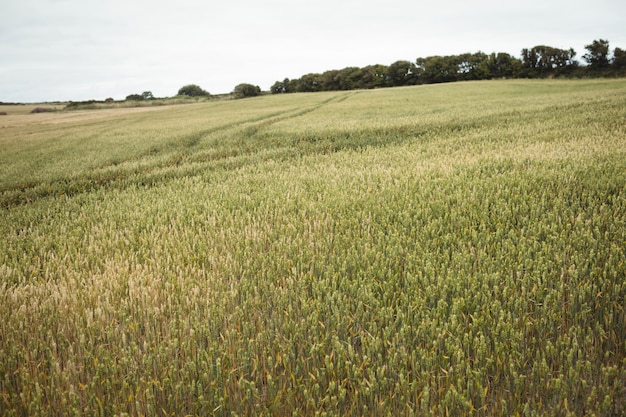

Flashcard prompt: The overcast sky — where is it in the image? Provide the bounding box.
[1,0,625,102]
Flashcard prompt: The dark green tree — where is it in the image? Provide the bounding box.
[286,78,300,92]
[177,84,210,97]
[360,64,388,89]
[296,73,322,92]
[583,39,610,69]
[142,91,154,100]
[613,47,626,71]
[521,48,540,76]
[125,93,143,101]
[233,83,262,98]
[521,46,577,77]
[386,60,418,86]
[485,52,523,78]
[321,70,341,91]
[323,67,365,90]
[419,56,458,84]
[342,67,368,90]
[456,52,489,80]
[270,78,290,94]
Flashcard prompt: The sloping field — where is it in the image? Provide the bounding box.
[1,79,625,416]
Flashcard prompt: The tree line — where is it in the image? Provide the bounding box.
[65,82,264,109]
[64,38,623,107]
[124,83,261,100]
[270,39,626,93]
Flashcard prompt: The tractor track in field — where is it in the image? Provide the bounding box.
[1,92,358,209]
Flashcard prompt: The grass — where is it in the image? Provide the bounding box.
[1,79,625,416]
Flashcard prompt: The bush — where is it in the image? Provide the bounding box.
[177,84,210,97]
[30,107,54,113]
[125,94,144,101]
[233,83,262,99]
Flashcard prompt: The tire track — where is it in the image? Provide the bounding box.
[237,91,357,137]
[1,92,357,208]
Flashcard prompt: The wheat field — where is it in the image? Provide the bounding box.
[1,79,625,416]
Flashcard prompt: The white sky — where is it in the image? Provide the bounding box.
[1,0,625,102]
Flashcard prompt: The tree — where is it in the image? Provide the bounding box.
[296,73,322,92]
[342,67,368,90]
[321,67,364,90]
[177,84,210,97]
[387,60,417,86]
[125,93,143,101]
[419,56,458,84]
[521,45,577,77]
[360,65,388,89]
[485,52,523,78]
[286,78,300,92]
[583,39,610,69]
[142,91,154,100]
[456,52,489,80]
[233,83,261,98]
[271,78,290,94]
[613,47,626,71]
[321,70,341,91]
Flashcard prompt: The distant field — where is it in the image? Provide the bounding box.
[0,103,66,116]
[1,79,625,416]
